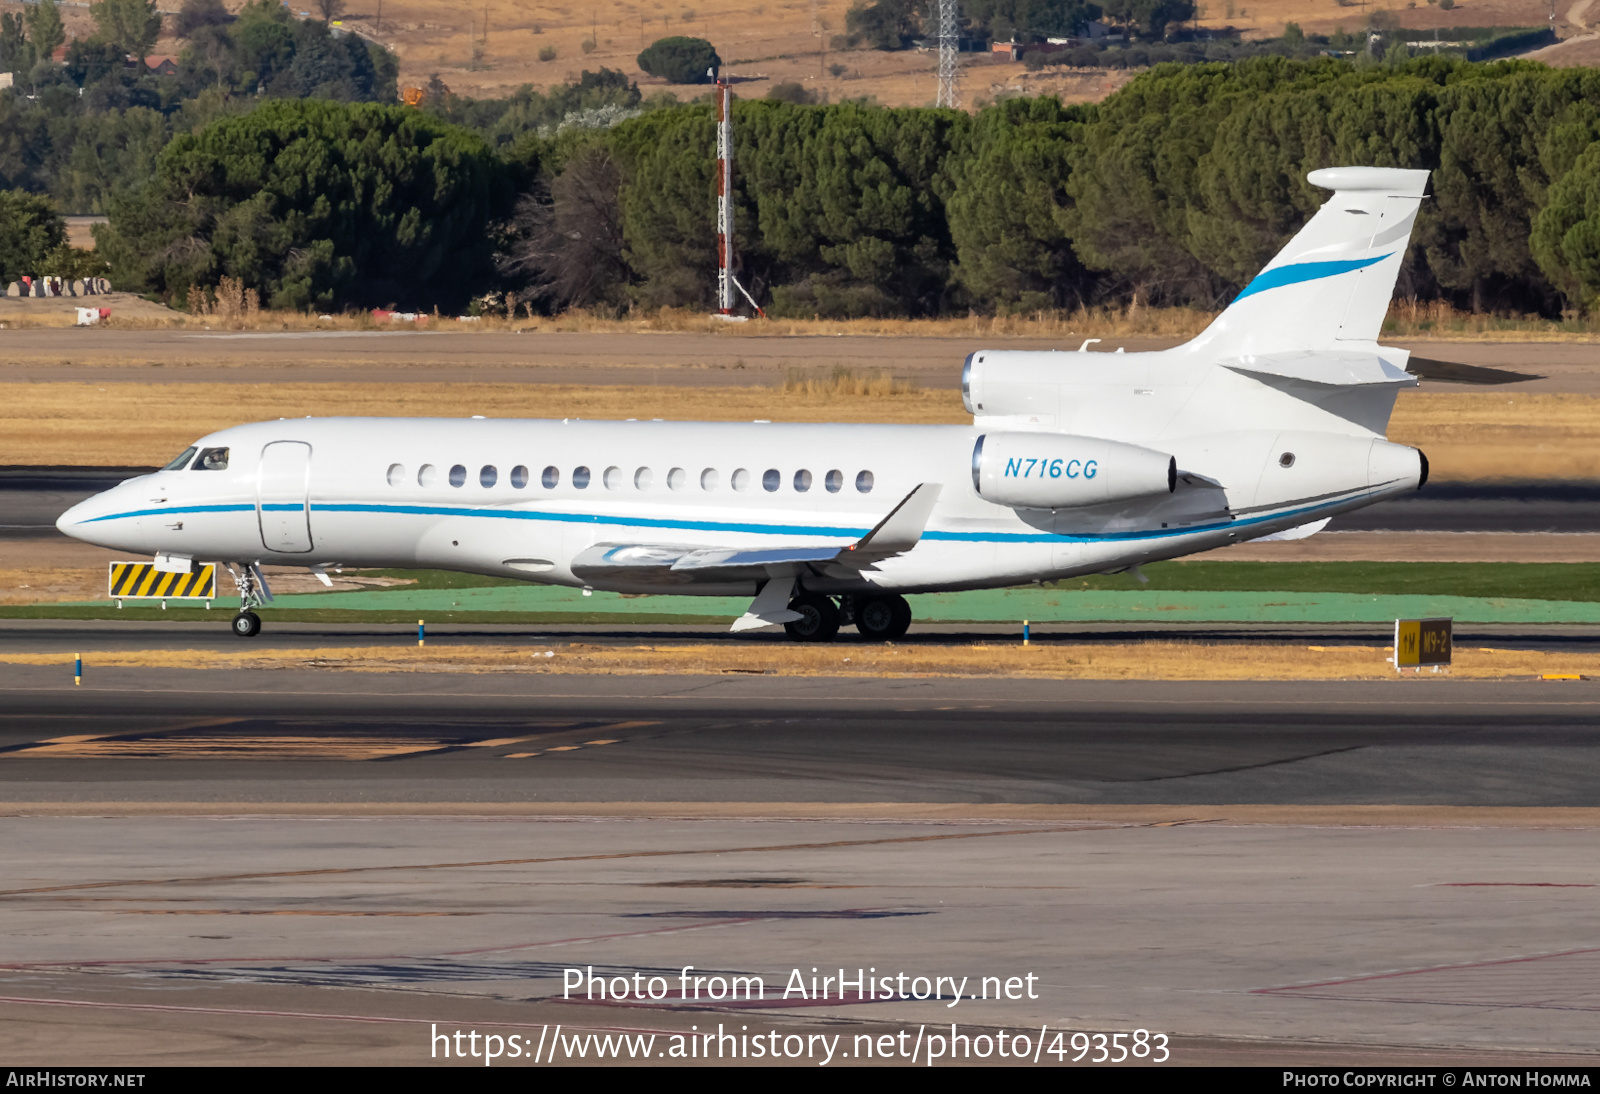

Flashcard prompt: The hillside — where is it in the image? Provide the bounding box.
[1194,0,1564,39]
[323,0,1591,102]
[2,0,1586,107]
[335,0,1131,105]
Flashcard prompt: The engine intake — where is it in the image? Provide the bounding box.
[973,433,1177,510]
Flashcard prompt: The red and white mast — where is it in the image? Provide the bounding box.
[715,79,734,315]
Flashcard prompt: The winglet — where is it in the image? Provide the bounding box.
[848,483,943,560]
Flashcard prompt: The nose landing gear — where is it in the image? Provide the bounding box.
[225,562,269,638]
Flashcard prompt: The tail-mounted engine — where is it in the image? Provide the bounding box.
[972,433,1177,510]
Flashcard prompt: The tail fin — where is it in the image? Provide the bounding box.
[1190,167,1429,357]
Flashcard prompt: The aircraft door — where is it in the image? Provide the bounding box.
[257,441,314,553]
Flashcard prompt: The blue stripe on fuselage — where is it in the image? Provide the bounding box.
[74,490,1383,546]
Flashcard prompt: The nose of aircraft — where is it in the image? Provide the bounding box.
[55,496,95,538]
[55,485,131,547]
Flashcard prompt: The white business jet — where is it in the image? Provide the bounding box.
[59,166,1430,641]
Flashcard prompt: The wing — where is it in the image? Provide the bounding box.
[568,483,943,629]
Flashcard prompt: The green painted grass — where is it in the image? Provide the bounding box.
[355,562,1600,603]
[11,563,1599,627]
[1055,561,1600,602]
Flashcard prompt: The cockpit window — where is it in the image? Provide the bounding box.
[163,447,197,471]
[192,447,230,471]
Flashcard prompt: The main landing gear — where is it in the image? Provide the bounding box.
[231,611,261,637]
[783,593,912,643]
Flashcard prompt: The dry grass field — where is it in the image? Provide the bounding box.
[0,567,106,605]
[0,299,1214,337]
[1,639,1593,679]
[11,298,1600,345]
[0,380,1591,480]
[0,380,962,466]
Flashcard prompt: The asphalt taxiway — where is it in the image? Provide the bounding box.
[3,668,1599,1064]
[4,669,1598,807]
[1,804,1597,1065]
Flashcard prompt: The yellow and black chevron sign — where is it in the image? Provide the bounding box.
[108,562,217,600]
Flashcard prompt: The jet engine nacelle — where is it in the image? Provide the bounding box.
[972,432,1177,510]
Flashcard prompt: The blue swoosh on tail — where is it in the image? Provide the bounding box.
[1233,253,1393,302]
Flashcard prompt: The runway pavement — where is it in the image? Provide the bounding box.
[3,806,1600,1062]
[2,809,1598,1066]
[3,669,1598,806]
[4,656,1599,1065]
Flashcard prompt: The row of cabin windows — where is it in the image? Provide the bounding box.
[386,463,875,494]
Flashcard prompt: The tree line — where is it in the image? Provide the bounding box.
[503,54,1600,319]
[0,0,397,216]
[12,53,1600,316]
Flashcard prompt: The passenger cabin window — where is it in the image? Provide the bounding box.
[193,447,230,471]
[418,464,438,487]
[603,466,623,490]
[731,468,751,492]
[573,466,591,489]
[480,465,497,488]
[856,470,875,493]
[794,469,812,492]
[634,467,653,489]
[542,465,560,488]
[449,464,467,487]
[700,468,719,491]
[762,469,780,492]
[825,469,843,493]
[511,465,529,489]
[163,447,197,471]
[668,467,687,491]
[386,463,406,486]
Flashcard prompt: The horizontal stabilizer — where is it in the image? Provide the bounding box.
[1223,352,1417,388]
